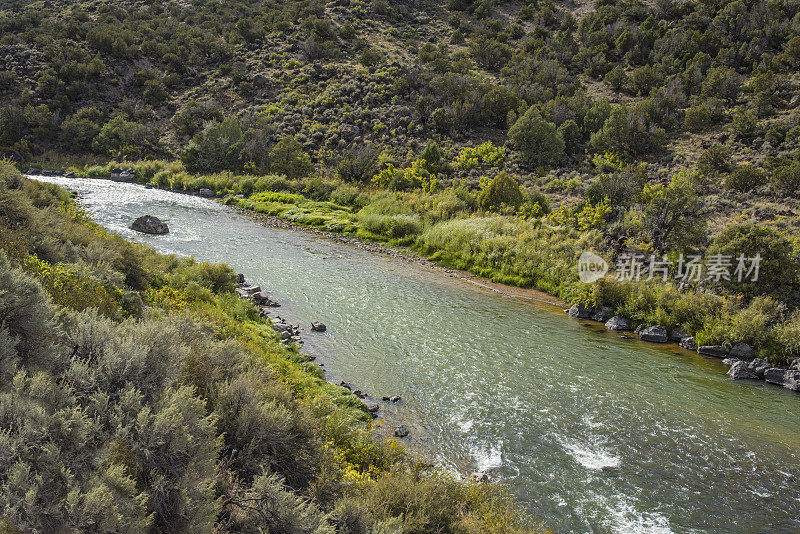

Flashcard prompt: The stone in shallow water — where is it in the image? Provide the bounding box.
[130,215,169,235]
[728,361,758,380]
[698,345,728,358]
[680,336,697,351]
[639,325,668,343]
[393,425,409,438]
[605,315,631,331]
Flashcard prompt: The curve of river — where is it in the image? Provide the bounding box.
[34,176,800,533]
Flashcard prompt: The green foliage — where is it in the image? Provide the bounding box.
[589,106,666,157]
[724,165,765,193]
[707,224,798,299]
[270,136,314,179]
[632,172,707,253]
[771,159,800,196]
[478,172,524,211]
[508,107,564,170]
[92,115,159,160]
[697,145,733,177]
[454,142,506,172]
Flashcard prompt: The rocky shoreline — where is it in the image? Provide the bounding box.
[232,273,421,443]
[567,303,800,393]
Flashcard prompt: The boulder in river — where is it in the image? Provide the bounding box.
[698,345,728,358]
[605,316,631,331]
[393,425,410,438]
[791,358,800,371]
[669,327,688,342]
[236,273,245,285]
[591,306,614,323]
[639,325,668,343]
[679,336,697,351]
[747,358,770,379]
[727,361,758,380]
[568,303,592,319]
[198,188,215,197]
[311,321,327,332]
[764,368,800,391]
[729,342,756,361]
[130,215,169,235]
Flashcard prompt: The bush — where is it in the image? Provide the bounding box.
[706,223,797,299]
[270,136,313,179]
[360,213,422,239]
[697,145,733,177]
[508,107,564,170]
[771,160,800,196]
[684,104,712,132]
[724,165,765,192]
[478,172,524,211]
[92,115,159,159]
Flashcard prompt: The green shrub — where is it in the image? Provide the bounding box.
[684,105,712,133]
[771,160,800,196]
[478,172,524,211]
[270,136,313,179]
[697,145,733,177]
[706,223,797,299]
[724,165,765,192]
[508,107,564,170]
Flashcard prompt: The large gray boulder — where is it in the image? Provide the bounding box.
[729,342,756,361]
[568,303,592,319]
[698,345,728,358]
[130,215,169,235]
[198,188,215,197]
[728,360,758,380]
[639,325,668,343]
[764,368,800,391]
[747,358,770,379]
[605,316,631,331]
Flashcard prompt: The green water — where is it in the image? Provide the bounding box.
[35,176,800,533]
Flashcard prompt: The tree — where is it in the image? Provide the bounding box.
[269,136,313,179]
[92,115,159,159]
[508,106,564,170]
[707,224,797,298]
[181,118,245,174]
[478,172,524,211]
[589,105,666,157]
[637,172,707,253]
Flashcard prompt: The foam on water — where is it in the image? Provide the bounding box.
[606,500,674,534]
[473,441,503,472]
[561,439,621,471]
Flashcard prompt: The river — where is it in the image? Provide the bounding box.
[33,175,800,533]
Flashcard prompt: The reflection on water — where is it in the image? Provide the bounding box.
[34,176,800,533]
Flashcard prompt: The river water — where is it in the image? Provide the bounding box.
[33,176,800,533]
